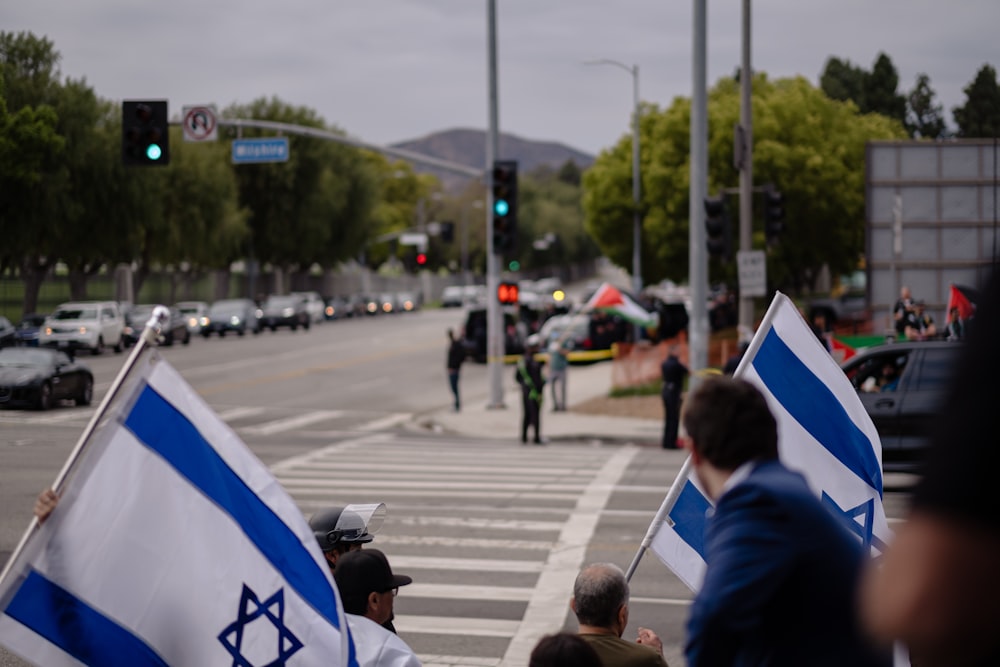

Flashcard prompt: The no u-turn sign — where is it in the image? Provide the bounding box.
[182,105,218,142]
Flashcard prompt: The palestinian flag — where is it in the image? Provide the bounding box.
[946,283,978,321]
[584,282,658,327]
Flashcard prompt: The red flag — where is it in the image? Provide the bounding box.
[946,284,976,321]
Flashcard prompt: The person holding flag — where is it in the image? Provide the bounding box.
[681,376,892,667]
[516,335,546,444]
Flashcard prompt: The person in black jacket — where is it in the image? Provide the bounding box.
[660,344,689,449]
[446,328,466,411]
[516,335,546,444]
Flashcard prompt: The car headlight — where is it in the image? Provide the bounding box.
[230,316,241,325]
[44,327,53,335]
[281,308,294,317]
[201,317,211,326]
[78,326,88,334]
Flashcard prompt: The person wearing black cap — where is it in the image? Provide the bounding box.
[334,549,420,666]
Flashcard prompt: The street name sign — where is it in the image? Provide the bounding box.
[231,137,289,164]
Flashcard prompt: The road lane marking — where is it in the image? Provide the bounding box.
[390,556,544,573]
[396,615,519,638]
[238,410,344,436]
[214,406,266,421]
[405,583,532,602]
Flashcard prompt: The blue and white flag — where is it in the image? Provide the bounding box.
[0,354,355,666]
[648,291,892,591]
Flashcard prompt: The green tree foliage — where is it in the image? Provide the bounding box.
[905,74,946,139]
[820,57,867,107]
[361,155,435,269]
[953,64,1000,138]
[820,53,906,128]
[582,74,907,293]
[223,97,378,279]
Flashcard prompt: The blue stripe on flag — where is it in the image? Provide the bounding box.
[6,569,168,666]
[753,328,883,494]
[667,479,711,559]
[125,384,342,630]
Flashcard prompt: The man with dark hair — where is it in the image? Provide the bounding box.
[681,377,890,667]
[333,549,420,666]
[571,563,668,666]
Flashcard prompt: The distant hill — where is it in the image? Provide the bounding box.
[390,128,594,190]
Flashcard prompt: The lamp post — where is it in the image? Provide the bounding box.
[586,59,643,335]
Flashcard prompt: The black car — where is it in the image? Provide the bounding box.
[15,314,47,347]
[841,341,960,473]
[123,305,192,347]
[0,347,93,410]
[0,316,17,348]
[261,295,310,332]
[202,299,262,337]
[462,307,524,363]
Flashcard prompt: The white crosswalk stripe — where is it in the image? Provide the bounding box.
[269,433,640,667]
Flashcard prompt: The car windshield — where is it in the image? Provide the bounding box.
[177,305,202,315]
[52,308,97,320]
[0,348,54,368]
[265,297,296,309]
[210,302,245,316]
[129,306,157,320]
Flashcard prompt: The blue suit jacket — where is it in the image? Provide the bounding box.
[685,460,890,667]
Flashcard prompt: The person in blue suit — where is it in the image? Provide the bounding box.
[681,377,890,667]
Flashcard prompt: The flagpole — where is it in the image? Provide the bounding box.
[731,290,783,378]
[0,307,168,589]
[625,454,695,582]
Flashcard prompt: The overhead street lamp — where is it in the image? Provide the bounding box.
[585,59,643,323]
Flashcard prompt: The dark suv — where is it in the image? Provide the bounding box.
[261,295,310,332]
[841,341,960,473]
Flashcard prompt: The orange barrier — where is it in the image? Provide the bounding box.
[611,333,689,390]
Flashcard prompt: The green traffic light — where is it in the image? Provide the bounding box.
[508,260,520,271]
[146,144,162,161]
[494,199,509,216]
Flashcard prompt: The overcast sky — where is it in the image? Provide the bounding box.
[4,1,996,156]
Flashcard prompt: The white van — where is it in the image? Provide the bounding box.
[40,301,126,355]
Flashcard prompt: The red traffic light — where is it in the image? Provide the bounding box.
[416,252,427,265]
[497,281,519,305]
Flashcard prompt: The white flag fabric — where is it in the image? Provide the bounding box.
[0,354,355,666]
[650,291,892,591]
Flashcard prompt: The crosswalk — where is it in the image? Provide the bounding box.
[272,432,641,667]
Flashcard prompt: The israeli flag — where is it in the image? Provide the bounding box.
[0,354,355,666]
[648,291,892,591]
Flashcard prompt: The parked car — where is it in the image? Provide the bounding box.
[345,294,368,318]
[0,347,93,410]
[840,340,960,473]
[362,295,381,316]
[396,291,420,313]
[261,295,310,331]
[441,286,465,308]
[537,313,596,362]
[40,301,125,355]
[175,301,210,334]
[0,316,17,348]
[123,304,191,347]
[15,314,47,347]
[324,296,349,320]
[378,292,400,314]
[292,291,325,324]
[202,299,262,337]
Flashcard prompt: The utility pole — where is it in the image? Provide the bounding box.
[689,0,709,378]
[737,0,754,333]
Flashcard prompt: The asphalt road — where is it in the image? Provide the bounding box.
[0,306,915,666]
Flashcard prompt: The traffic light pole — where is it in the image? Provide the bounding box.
[689,0,709,378]
[485,0,505,409]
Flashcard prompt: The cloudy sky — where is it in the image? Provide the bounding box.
[4,1,996,156]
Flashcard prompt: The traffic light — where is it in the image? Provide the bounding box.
[440,221,455,243]
[492,160,518,254]
[497,281,519,305]
[416,252,428,266]
[764,188,785,244]
[704,195,731,259]
[122,100,169,166]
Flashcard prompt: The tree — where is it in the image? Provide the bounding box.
[864,53,907,125]
[820,57,867,108]
[582,74,907,293]
[953,64,1000,138]
[905,74,946,139]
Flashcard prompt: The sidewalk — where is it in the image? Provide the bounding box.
[408,361,663,445]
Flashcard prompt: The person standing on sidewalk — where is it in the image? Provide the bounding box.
[660,344,688,449]
[446,328,465,411]
[547,335,571,412]
[516,335,546,444]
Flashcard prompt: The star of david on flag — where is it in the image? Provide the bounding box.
[629,291,893,592]
[0,347,356,666]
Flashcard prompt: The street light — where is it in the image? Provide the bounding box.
[585,59,643,337]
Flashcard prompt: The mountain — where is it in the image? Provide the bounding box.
[390,128,594,190]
